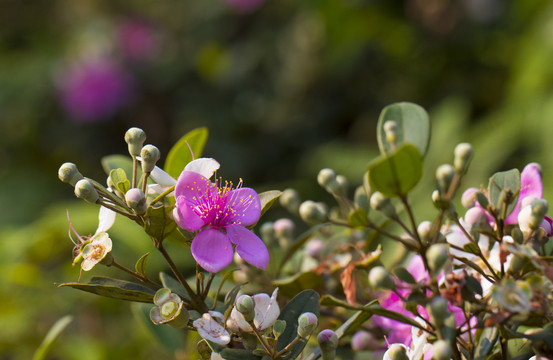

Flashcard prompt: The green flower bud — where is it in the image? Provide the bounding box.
[417,221,433,244]
[74,179,99,203]
[354,186,370,212]
[426,244,450,274]
[428,297,449,328]
[334,175,348,197]
[532,198,548,218]
[235,295,255,322]
[297,312,318,338]
[436,164,455,194]
[432,340,453,360]
[383,120,398,145]
[140,144,161,173]
[317,329,338,360]
[280,188,301,214]
[58,162,84,186]
[368,266,395,290]
[317,168,337,189]
[299,200,328,225]
[370,192,397,219]
[125,188,147,214]
[431,190,450,210]
[124,127,147,157]
[260,222,276,243]
[453,142,473,174]
[385,344,409,360]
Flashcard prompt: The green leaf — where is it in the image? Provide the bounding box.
[109,168,131,194]
[277,290,320,359]
[273,271,325,298]
[144,203,176,241]
[58,276,155,303]
[348,208,369,228]
[258,190,282,218]
[320,295,426,332]
[475,326,499,360]
[159,272,191,301]
[207,341,261,360]
[164,127,209,178]
[367,143,423,197]
[135,252,150,277]
[377,102,431,156]
[463,242,480,255]
[101,154,135,177]
[488,168,521,218]
[33,315,73,360]
[131,302,185,352]
[393,266,416,284]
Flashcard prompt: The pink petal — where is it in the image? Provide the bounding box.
[174,170,216,200]
[227,188,261,226]
[174,196,206,231]
[191,228,233,273]
[226,225,268,270]
[505,163,543,224]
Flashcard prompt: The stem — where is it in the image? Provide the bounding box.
[141,172,149,194]
[399,195,420,243]
[251,324,274,358]
[157,243,208,313]
[329,219,417,250]
[275,335,303,358]
[150,185,176,206]
[203,273,216,299]
[97,200,141,222]
[110,260,161,288]
[132,157,138,189]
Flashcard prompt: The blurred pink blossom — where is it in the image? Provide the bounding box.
[118,19,159,62]
[57,58,134,123]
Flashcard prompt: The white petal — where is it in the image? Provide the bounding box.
[253,288,280,330]
[184,158,220,179]
[193,313,230,345]
[150,166,177,186]
[229,308,253,332]
[96,206,116,234]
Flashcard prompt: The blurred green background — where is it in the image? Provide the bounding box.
[3,0,553,358]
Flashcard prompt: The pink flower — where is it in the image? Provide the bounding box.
[505,163,542,225]
[117,19,159,62]
[173,171,269,273]
[57,58,134,123]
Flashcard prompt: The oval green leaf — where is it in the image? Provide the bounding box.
[164,127,209,179]
[488,168,520,218]
[367,143,423,197]
[259,190,282,218]
[377,102,431,156]
[58,276,155,303]
[277,290,320,359]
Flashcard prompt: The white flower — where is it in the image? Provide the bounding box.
[193,311,230,345]
[227,288,280,332]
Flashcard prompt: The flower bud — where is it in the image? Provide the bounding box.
[383,120,398,145]
[317,329,338,360]
[453,142,473,174]
[428,297,449,328]
[432,190,450,210]
[426,244,450,274]
[354,186,370,212]
[125,188,147,214]
[274,218,295,240]
[140,144,160,173]
[417,221,433,244]
[351,331,379,351]
[384,344,409,360]
[436,164,455,194]
[334,175,348,197]
[370,192,397,219]
[317,168,337,189]
[299,200,328,225]
[461,187,479,209]
[368,266,395,290]
[297,312,318,338]
[280,188,301,214]
[58,162,84,186]
[432,340,453,360]
[74,179,99,203]
[305,238,324,257]
[260,222,276,243]
[235,295,255,322]
[124,127,147,157]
